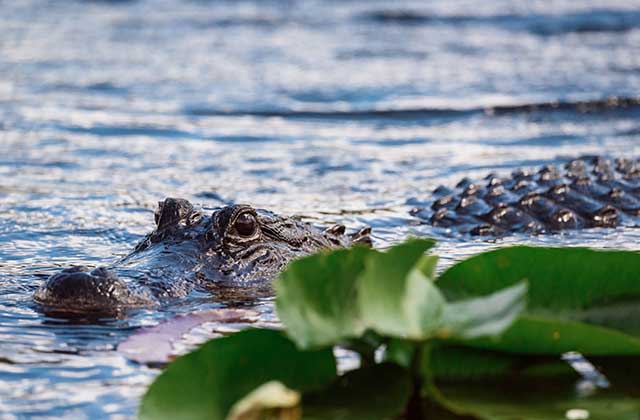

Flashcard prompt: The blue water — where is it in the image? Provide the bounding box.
[2,0,640,417]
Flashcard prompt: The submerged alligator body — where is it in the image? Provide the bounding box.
[411,156,640,236]
[34,198,371,313]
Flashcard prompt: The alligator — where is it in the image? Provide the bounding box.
[34,198,371,313]
[410,156,640,236]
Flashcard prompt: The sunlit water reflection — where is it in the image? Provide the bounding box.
[2,0,640,417]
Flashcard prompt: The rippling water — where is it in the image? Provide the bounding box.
[2,0,640,417]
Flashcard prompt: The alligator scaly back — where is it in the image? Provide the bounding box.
[411,156,640,236]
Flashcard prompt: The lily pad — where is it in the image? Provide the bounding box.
[303,363,411,420]
[427,379,640,420]
[438,281,527,340]
[437,246,640,355]
[275,246,372,349]
[277,239,525,348]
[463,315,640,355]
[357,239,445,340]
[227,381,301,420]
[438,246,640,320]
[139,329,336,420]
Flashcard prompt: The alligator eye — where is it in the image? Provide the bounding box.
[234,212,258,237]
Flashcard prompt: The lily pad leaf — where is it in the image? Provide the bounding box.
[427,378,640,420]
[278,238,522,348]
[416,254,439,279]
[437,246,640,355]
[357,239,443,340]
[426,344,576,383]
[302,363,412,420]
[439,281,528,340]
[276,239,436,348]
[227,381,301,420]
[465,315,640,355]
[385,338,417,369]
[275,246,372,349]
[437,246,640,320]
[139,329,336,420]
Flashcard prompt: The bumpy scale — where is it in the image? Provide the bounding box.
[411,156,640,236]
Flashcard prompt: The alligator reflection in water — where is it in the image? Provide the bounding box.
[34,198,371,314]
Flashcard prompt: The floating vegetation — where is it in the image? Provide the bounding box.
[139,240,640,419]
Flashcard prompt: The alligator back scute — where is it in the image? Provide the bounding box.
[412,156,640,235]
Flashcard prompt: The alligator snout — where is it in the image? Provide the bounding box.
[34,266,154,313]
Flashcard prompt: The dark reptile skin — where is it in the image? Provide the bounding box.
[411,156,640,236]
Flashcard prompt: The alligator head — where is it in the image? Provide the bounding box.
[34,198,371,313]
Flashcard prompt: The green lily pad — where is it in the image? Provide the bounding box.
[275,246,372,349]
[439,281,527,340]
[227,381,301,420]
[437,246,640,355]
[426,344,573,382]
[303,363,411,420]
[438,246,640,317]
[357,239,445,340]
[139,329,336,420]
[427,379,640,420]
[276,239,437,348]
[277,239,525,349]
[465,315,640,355]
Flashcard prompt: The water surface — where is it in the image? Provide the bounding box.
[2,0,640,417]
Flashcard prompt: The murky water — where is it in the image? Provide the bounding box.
[2,0,640,417]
